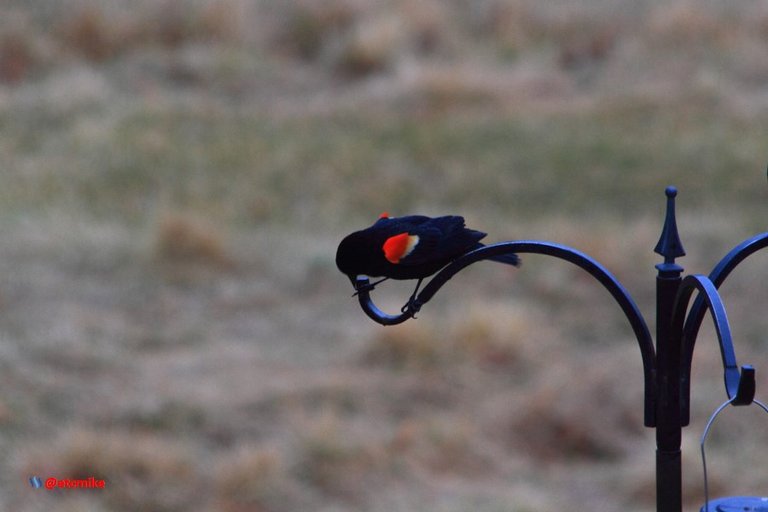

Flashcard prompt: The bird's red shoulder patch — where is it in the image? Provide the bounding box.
[382,232,419,264]
[378,212,390,219]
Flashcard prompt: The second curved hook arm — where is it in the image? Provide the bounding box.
[683,232,768,364]
[675,274,755,426]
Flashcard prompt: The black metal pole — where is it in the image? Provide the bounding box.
[655,271,683,512]
[350,184,765,512]
[654,187,686,512]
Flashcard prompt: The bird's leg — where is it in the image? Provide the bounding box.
[352,277,390,296]
[401,278,424,316]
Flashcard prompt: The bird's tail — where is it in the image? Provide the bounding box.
[487,252,521,267]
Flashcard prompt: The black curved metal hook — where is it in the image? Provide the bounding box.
[675,275,755,425]
[682,232,768,362]
[355,276,414,326]
[355,240,657,426]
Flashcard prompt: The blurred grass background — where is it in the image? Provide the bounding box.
[1,0,768,511]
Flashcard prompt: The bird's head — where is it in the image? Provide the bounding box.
[336,231,369,288]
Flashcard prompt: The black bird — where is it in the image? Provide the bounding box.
[336,214,520,309]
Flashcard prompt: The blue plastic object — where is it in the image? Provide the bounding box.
[701,496,768,512]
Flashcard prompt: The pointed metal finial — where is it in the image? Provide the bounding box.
[655,186,686,272]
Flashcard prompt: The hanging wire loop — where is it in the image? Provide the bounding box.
[700,397,768,512]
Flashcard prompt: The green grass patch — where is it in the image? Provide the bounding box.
[1,100,766,229]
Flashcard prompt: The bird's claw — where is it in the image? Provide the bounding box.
[352,277,389,297]
[401,297,423,318]
[351,282,375,297]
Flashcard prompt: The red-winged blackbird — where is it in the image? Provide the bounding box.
[336,214,520,307]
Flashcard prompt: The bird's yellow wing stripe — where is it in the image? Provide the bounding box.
[382,233,419,264]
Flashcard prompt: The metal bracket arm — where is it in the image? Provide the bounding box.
[675,275,755,425]
[355,240,657,426]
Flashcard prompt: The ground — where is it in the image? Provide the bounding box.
[1,1,768,511]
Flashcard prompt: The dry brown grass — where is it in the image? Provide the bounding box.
[3,1,768,511]
[153,212,232,269]
[20,428,199,511]
[294,412,388,501]
[271,0,457,80]
[57,1,242,62]
[507,376,642,462]
[361,304,530,371]
[214,445,284,511]
[59,6,124,62]
[396,416,495,477]
[272,0,359,61]
[0,32,35,84]
[334,14,404,78]
[646,2,729,46]
[362,322,446,370]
